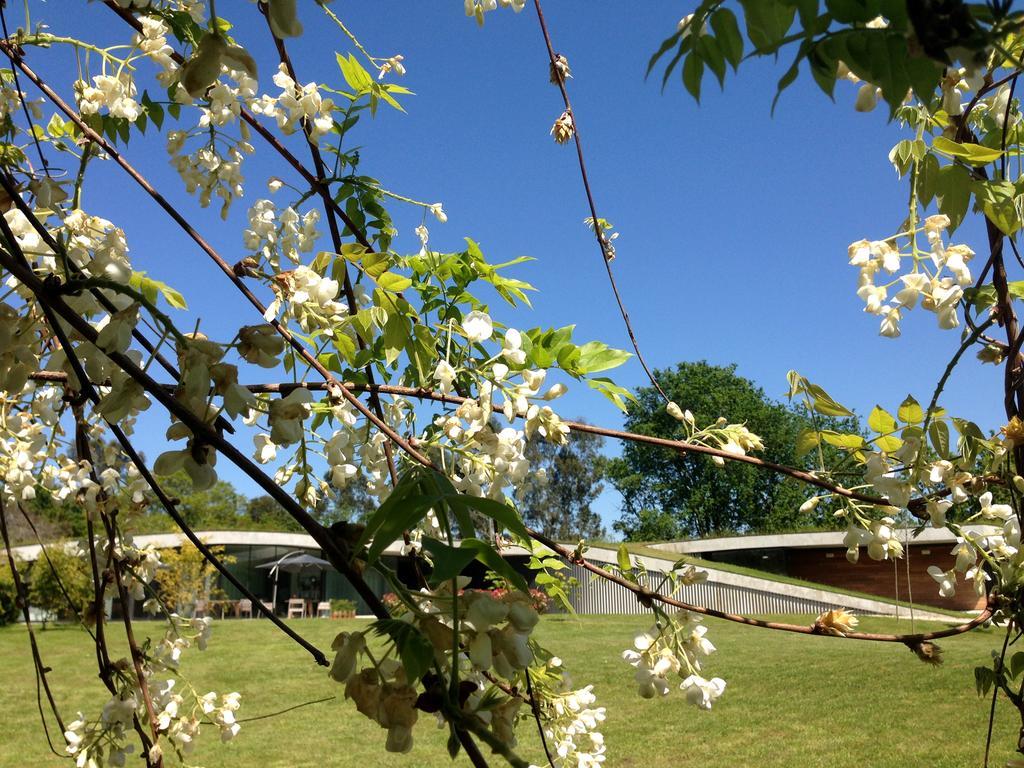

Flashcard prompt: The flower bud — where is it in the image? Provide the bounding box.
[854,83,878,112]
[799,496,820,513]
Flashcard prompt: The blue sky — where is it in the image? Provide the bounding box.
[34,2,1002,532]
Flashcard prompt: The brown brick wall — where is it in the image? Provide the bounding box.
[785,545,985,611]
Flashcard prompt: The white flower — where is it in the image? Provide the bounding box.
[979,491,1013,521]
[463,311,493,343]
[434,360,456,394]
[927,498,952,528]
[502,328,527,365]
[927,565,956,598]
[681,675,726,709]
[879,305,901,338]
[254,434,277,464]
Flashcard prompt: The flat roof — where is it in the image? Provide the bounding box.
[646,524,1001,555]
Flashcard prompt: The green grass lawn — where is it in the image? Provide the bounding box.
[0,614,1017,767]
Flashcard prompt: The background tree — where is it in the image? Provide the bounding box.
[26,548,92,626]
[157,473,246,530]
[516,425,607,541]
[0,563,18,626]
[245,495,304,531]
[609,361,857,540]
[156,542,235,615]
[317,470,377,525]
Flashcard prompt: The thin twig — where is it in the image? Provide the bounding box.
[531,0,669,403]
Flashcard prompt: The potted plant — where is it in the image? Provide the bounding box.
[330,598,357,619]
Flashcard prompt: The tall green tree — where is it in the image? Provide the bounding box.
[157,472,246,529]
[246,495,303,531]
[609,362,853,540]
[516,426,607,541]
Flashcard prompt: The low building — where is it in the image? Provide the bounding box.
[8,528,975,622]
[647,526,994,612]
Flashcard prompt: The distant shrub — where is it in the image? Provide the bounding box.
[0,564,18,626]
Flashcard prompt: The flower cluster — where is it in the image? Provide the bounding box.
[849,214,973,337]
[621,610,723,708]
[465,0,526,25]
[243,199,320,270]
[251,64,336,144]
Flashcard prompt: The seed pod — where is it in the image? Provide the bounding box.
[266,0,303,39]
[223,44,258,79]
[181,32,228,97]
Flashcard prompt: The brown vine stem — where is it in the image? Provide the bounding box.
[0,45,434,472]
[531,0,670,404]
[524,526,994,644]
[0,241,390,621]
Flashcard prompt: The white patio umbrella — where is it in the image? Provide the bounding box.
[256,551,334,608]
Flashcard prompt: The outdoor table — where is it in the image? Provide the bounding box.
[208,600,239,619]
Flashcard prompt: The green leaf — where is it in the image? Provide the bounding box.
[450,495,529,542]
[874,434,904,453]
[358,469,432,561]
[696,35,727,87]
[932,136,1004,165]
[964,281,1024,310]
[771,51,802,114]
[794,428,820,459]
[336,52,374,93]
[45,113,65,138]
[682,52,704,101]
[380,315,409,367]
[738,0,796,52]
[647,30,683,78]
[976,665,995,697]
[576,341,631,374]
[1010,651,1024,680]
[586,377,637,412]
[897,395,924,424]
[458,538,528,592]
[806,383,853,417]
[868,405,897,434]
[421,538,479,586]
[933,164,971,231]
[710,8,744,69]
[377,271,412,292]
[819,431,865,449]
[129,271,187,310]
[372,619,434,682]
[928,420,950,459]
[617,543,632,573]
[973,179,1021,236]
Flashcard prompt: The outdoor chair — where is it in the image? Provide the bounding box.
[287,598,305,619]
[238,599,252,619]
[260,600,274,617]
[193,599,207,619]
[316,601,331,618]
